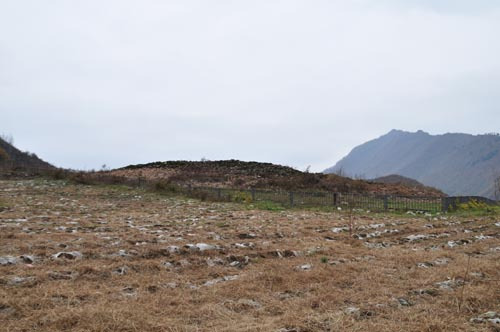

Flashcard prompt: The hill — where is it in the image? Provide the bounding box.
[324,130,500,199]
[108,159,445,197]
[0,136,54,174]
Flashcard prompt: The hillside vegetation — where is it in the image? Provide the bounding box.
[0,137,54,175]
[325,130,500,199]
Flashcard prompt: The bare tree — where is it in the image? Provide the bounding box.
[335,166,345,177]
[0,133,14,145]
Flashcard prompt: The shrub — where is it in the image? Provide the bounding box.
[457,199,489,211]
[233,191,252,203]
[71,172,94,185]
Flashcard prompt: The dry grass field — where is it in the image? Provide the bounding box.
[0,179,498,332]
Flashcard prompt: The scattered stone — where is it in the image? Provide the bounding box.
[447,239,472,248]
[329,258,350,265]
[479,311,498,319]
[0,304,16,315]
[275,232,285,238]
[277,327,301,332]
[353,255,376,262]
[19,255,35,264]
[433,258,450,265]
[283,250,300,257]
[177,259,190,267]
[410,288,439,296]
[278,290,303,300]
[8,276,36,285]
[469,272,485,278]
[206,257,225,267]
[417,262,433,268]
[470,311,499,324]
[344,306,360,315]
[203,275,239,287]
[113,266,129,275]
[163,282,177,289]
[52,251,83,260]
[396,298,412,306]
[475,234,492,241]
[48,271,76,280]
[0,256,18,266]
[238,233,256,239]
[166,246,180,254]
[435,279,463,291]
[122,286,136,296]
[224,298,262,311]
[404,234,429,242]
[364,241,391,249]
[331,227,348,233]
[233,242,254,249]
[185,243,219,251]
[162,261,174,268]
[223,275,239,281]
[297,264,312,271]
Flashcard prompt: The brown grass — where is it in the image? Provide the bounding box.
[0,179,498,332]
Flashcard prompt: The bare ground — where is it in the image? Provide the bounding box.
[0,179,498,332]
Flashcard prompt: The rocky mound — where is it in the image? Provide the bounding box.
[109,160,445,197]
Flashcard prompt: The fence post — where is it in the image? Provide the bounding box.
[383,196,389,211]
[251,188,255,201]
[441,197,450,212]
[333,192,338,206]
[217,188,222,200]
[289,191,294,207]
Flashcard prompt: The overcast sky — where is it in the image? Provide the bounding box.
[2,1,500,171]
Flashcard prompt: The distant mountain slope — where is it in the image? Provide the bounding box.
[324,130,500,199]
[0,137,54,171]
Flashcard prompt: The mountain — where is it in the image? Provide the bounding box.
[324,130,500,199]
[0,137,54,171]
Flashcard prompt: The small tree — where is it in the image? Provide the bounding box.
[335,166,345,177]
[0,134,13,145]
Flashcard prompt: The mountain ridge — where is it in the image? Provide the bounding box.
[324,130,500,199]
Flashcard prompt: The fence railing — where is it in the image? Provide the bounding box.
[183,186,449,212]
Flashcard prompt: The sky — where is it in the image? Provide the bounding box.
[1,0,500,171]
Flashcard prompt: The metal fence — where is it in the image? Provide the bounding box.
[183,186,446,212]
